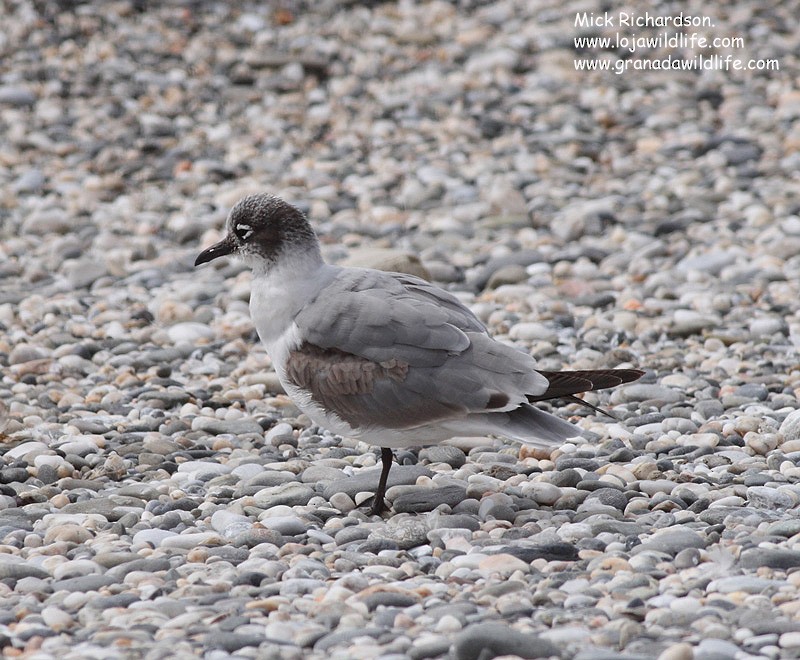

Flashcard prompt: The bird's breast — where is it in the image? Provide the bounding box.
[249,278,299,350]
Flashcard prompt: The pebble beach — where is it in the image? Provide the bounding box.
[2,1,800,658]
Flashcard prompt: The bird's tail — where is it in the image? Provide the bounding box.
[447,368,643,447]
[476,368,643,445]
[501,404,583,445]
[459,404,582,448]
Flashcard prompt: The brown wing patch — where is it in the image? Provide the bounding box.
[284,342,423,429]
[284,342,468,430]
[286,343,408,396]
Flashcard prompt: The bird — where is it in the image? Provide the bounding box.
[195,193,644,514]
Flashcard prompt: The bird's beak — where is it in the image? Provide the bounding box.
[195,236,235,266]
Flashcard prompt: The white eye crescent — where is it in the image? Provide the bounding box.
[235,223,254,240]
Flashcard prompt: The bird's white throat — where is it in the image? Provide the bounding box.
[248,248,335,354]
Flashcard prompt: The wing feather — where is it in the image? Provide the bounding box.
[286,268,551,431]
[529,368,644,402]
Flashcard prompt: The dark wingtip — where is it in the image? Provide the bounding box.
[611,369,646,385]
[529,367,646,403]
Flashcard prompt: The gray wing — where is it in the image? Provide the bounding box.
[288,268,549,431]
[297,269,486,366]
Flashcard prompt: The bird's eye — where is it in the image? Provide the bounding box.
[234,223,254,241]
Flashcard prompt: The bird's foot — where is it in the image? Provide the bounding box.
[363,494,388,516]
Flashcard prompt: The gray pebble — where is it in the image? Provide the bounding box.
[322,465,432,499]
[314,628,383,652]
[555,456,601,471]
[586,488,628,511]
[253,483,315,508]
[677,249,738,275]
[747,486,796,509]
[51,575,117,592]
[233,528,283,548]
[106,557,171,579]
[13,169,45,194]
[670,310,721,337]
[780,409,800,441]
[767,520,800,537]
[0,85,36,106]
[0,563,50,581]
[258,515,307,536]
[451,622,559,660]
[373,517,430,550]
[433,514,480,531]
[63,259,109,289]
[192,418,264,436]
[740,548,800,570]
[408,639,452,660]
[611,384,682,404]
[419,445,467,468]
[695,638,744,660]
[203,632,268,652]
[393,484,466,513]
[361,591,418,611]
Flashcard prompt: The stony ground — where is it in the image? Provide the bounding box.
[2,1,800,659]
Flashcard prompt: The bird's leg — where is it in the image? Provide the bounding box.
[369,447,394,515]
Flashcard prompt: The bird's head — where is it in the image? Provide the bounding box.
[194,193,319,272]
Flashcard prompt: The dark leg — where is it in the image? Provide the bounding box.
[369,447,394,515]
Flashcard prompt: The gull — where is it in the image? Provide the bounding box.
[195,194,643,514]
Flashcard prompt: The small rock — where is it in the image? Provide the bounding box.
[0,85,36,106]
[486,264,528,289]
[322,465,432,500]
[747,486,796,509]
[9,344,51,365]
[166,322,215,343]
[257,514,307,536]
[253,482,315,508]
[452,622,559,660]
[341,248,431,280]
[612,384,682,404]
[192,417,264,435]
[635,527,705,556]
[419,445,466,468]
[393,484,466,513]
[740,548,800,570]
[63,258,109,289]
[780,409,800,442]
[373,517,430,550]
[670,309,720,337]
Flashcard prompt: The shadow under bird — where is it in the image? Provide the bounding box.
[195,194,644,514]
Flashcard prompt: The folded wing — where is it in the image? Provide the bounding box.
[288,269,549,431]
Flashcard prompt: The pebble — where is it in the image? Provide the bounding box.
[166,322,216,344]
[740,548,800,570]
[780,409,800,441]
[321,465,432,499]
[0,84,36,106]
[419,445,467,468]
[612,384,682,404]
[191,417,264,435]
[635,527,705,556]
[253,483,315,508]
[393,484,466,513]
[451,622,559,660]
